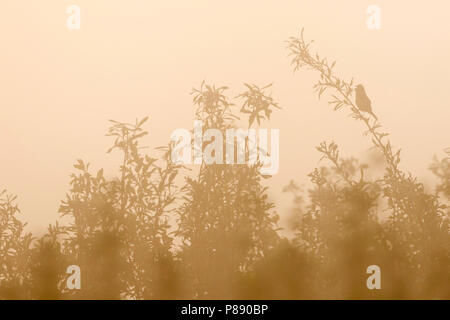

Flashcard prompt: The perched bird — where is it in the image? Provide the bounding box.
[355,84,378,121]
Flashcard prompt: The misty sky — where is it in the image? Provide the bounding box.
[0,1,449,232]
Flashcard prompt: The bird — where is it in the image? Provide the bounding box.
[355,84,378,121]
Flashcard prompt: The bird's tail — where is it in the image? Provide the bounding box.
[370,112,378,121]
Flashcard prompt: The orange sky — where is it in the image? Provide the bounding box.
[0,1,449,232]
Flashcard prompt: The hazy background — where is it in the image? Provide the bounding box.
[0,0,449,233]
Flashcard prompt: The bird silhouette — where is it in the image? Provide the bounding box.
[355,84,378,121]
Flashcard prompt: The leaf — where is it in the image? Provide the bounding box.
[249,113,256,127]
[168,171,177,184]
[131,131,148,141]
[137,116,149,128]
[97,168,104,180]
[73,159,85,170]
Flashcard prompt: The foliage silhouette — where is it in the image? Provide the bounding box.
[176,82,281,298]
[286,28,449,299]
[0,28,448,300]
